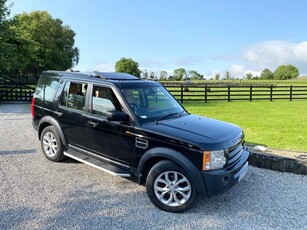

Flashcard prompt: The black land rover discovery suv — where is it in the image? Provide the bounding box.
[32,70,249,213]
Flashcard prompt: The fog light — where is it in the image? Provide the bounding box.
[222,176,229,186]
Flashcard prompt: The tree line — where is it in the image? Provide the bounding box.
[115,58,205,81]
[0,0,79,76]
[115,57,300,81]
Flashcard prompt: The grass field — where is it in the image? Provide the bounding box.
[183,100,307,152]
[163,77,307,86]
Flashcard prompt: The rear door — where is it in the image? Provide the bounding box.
[56,80,89,148]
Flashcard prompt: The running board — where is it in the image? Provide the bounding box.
[64,151,130,177]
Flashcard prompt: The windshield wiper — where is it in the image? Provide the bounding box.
[155,111,184,125]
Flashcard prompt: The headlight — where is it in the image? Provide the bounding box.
[202,150,226,171]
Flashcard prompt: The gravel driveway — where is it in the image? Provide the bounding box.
[1,103,306,230]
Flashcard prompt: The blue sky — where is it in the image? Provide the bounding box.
[8,0,307,78]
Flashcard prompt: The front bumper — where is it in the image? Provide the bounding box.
[200,149,249,195]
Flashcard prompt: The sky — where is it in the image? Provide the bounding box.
[7,0,307,78]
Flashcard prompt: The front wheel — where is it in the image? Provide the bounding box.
[146,160,199,213]
[40,126,66,162]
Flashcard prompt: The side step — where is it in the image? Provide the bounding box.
[64,150,130,177]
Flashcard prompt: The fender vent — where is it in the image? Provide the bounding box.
[136,137,148,149]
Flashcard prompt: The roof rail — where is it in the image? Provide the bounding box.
[94,72,140,80]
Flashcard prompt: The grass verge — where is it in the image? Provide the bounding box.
[183,100,307,152]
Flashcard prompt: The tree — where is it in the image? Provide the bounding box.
[0,0,19,73]
[0,0,8,19]
[141,69,148,79]
[273,64,299,80]
[260,68,273,80]
[168,75,174,81]
[189,70,203,80]
[214,73,220,80]
[173,68,186,81]
[115,57,141,78]
[149,71,155,79]
[7,11,79,75]
[245,72,253,80]
[224,71,231,80]
[159,70,168,81]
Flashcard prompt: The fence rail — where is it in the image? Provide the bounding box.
[164,84,307,103]
[0,75,38,101]
[1,76,307,103]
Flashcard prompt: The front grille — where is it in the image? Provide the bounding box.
[225,141,245,172]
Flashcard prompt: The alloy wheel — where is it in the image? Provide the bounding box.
[153,171,192,207]
[42,131,58,157]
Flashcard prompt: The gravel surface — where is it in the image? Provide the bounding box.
[1,103,307,230]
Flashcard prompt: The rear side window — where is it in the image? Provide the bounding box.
[60,81,87,111]
[35,73,60,102]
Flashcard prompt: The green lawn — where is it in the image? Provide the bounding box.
[183,100,307,152]
[162,77,307,86]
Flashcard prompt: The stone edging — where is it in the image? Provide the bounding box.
[248,147,307,175]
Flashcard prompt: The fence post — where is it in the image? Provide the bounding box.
[19,75,22,101]
[205,84,208,103]
[250,85,253,101]
[180,84,183,103]
[228,85,231,102]
[270,85,273,101]
[290,85,293,101]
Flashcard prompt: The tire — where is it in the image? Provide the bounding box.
[40,126,66,162]
[146,160,199,213]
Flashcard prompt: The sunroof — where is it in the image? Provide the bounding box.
[94,72,139,80]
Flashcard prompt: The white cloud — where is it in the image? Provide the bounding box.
[244,70,261,77]
[229,64,245,76]
[241,41,307,75]
[227,65,260,77]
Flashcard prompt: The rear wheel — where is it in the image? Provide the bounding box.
[41,126,66,162]
[146,160,198,212]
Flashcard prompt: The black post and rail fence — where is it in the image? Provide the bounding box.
[163,83,307,103]
[1,75,307,103]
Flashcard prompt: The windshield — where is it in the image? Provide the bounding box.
[121,86,186,124]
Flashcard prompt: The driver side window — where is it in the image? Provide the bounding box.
[92,86,121,116]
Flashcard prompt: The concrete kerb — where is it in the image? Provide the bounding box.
[247,147,307,175]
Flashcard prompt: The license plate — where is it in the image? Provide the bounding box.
[238,163,248,182]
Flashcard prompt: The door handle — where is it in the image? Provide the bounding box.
[88,121,99,128]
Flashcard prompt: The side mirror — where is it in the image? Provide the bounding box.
[107,111,130,123]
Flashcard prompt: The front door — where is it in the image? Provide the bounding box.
[86,84,135,165]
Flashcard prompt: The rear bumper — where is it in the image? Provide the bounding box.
[200,149,249,195]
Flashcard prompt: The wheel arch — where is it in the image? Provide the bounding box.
[138,147,207,194]
[38,116,68,147]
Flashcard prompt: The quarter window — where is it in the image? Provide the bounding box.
[35,73,60,102]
